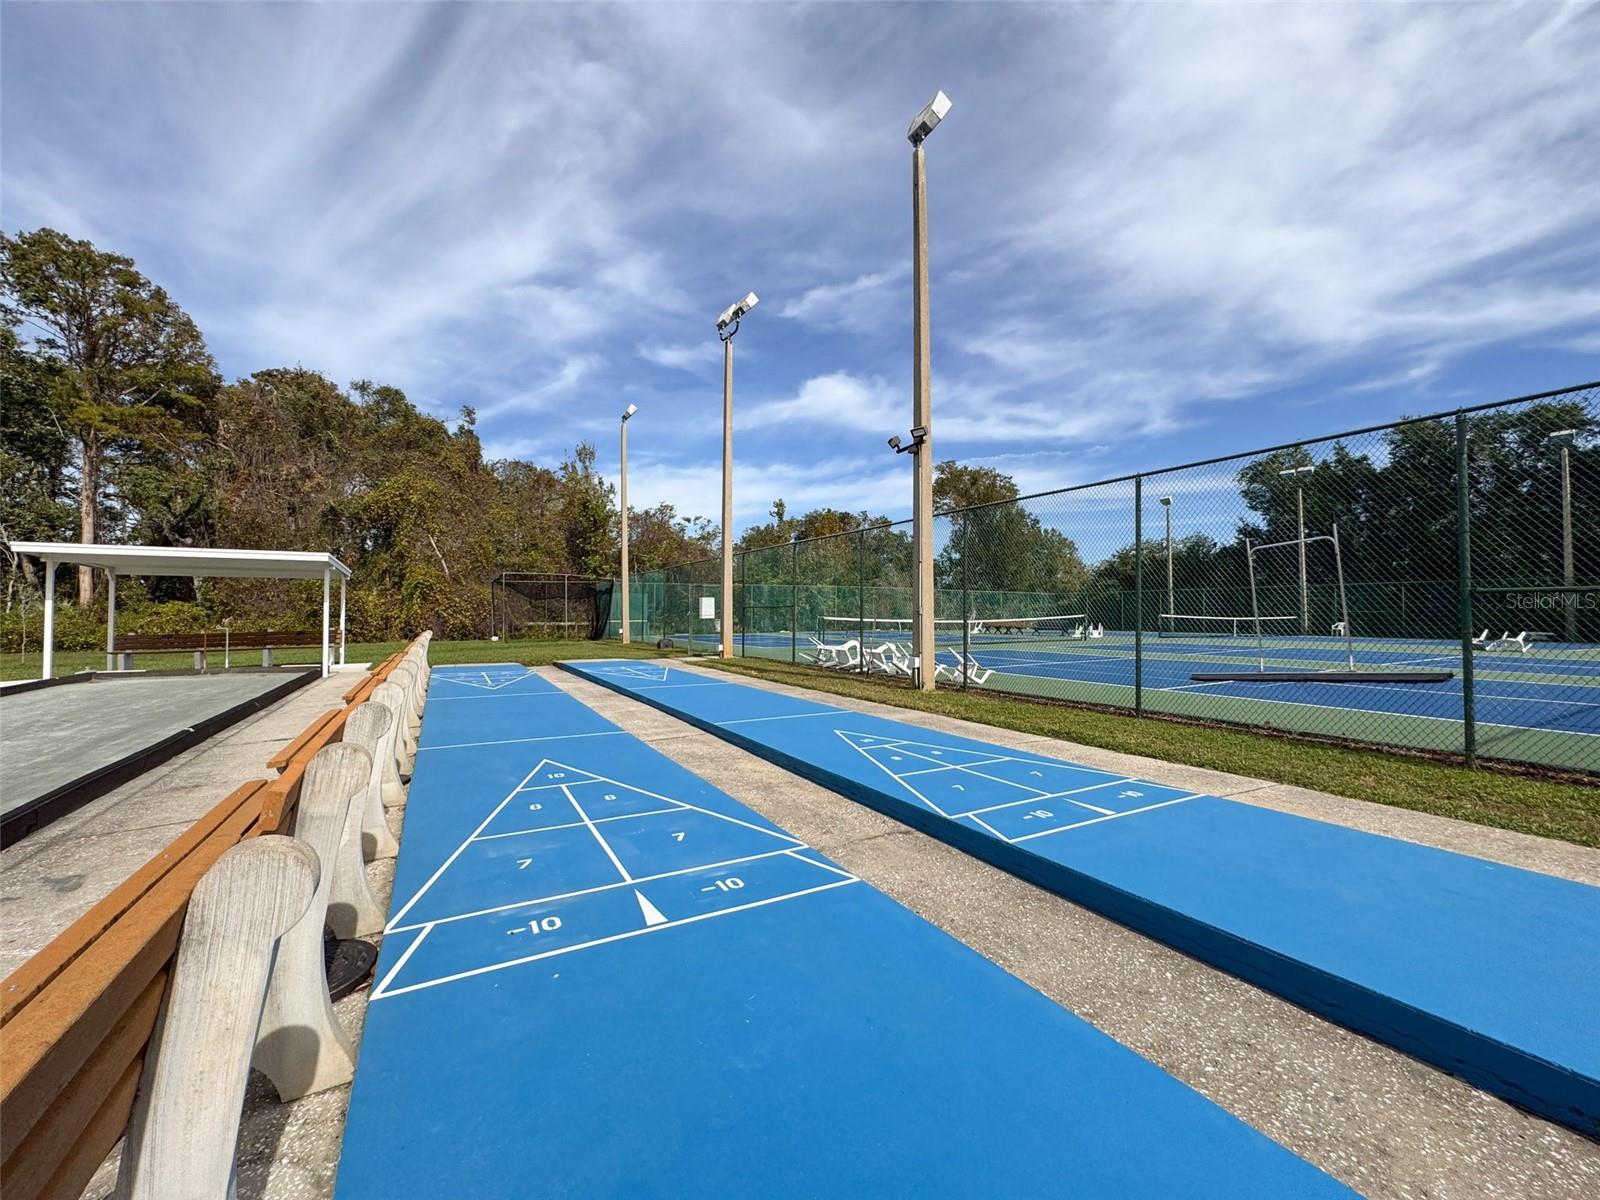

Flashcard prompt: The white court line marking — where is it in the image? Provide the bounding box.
[374,879,861,1000]
[474,805,685,841]
[372,922,436,998]
[853,737,1090,804]
[952,778,1140,818]
[719,710,845,725]
[419,730,626,752]
[898,756,1014,776]
[965,812,1010,841]
[562,783,633,882]
[783,849,858,880]
[385,765,543,931]
[427,691,568,703]
[1009,794,1201,843]
[386,847,814,933]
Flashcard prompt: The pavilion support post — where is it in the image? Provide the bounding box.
[106,569,118,671]
[41,559,57,680]
[321,569,331,678]
[338,577,347,666]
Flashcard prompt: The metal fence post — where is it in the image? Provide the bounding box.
[960,513,971,690]
[858,528,867,675]
[738,548,746,658]
[791,541,799,664]
[1456,413,1477,767]
[1134,475,1144,716]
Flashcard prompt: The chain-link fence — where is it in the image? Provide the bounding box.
[625,382,1599,775]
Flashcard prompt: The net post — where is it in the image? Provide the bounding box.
[1134,475,1143,716]
[1331,523,1354,669]
[1455,413,1477,767]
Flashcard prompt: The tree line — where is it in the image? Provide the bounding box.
[0,228,716,644]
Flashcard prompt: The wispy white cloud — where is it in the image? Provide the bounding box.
[4,1,1595,539]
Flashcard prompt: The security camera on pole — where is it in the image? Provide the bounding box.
[906,90,951,691]
[716,292,758,660]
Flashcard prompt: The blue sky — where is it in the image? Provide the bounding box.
[4,2,1597,539]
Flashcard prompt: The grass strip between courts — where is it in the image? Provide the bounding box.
[696,657,1600,850]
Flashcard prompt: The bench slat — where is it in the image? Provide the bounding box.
[265,711,342,772]
[1,781,268,1027]
[1,971,166,1200]
[0,797,263,1154]
[35,1055,142,1200]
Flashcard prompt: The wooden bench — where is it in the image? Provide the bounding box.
[113,630,326,670]
[0,637,428,1198]
[0,781,274,1200]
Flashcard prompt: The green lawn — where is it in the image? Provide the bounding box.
[696,657,1600,849]
[0,636,671,681]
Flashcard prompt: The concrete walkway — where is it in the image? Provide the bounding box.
[0,671,354,978]
[548,662,1600,1200]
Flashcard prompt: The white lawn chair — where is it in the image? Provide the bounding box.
[952,651,993,686]
[1088,623,1106,639]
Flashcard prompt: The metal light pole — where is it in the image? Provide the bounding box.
[716,293,759,660]
[619,404,637,644]
[1549,430,1578,642]
[908,90,951,691]
[1280,464,1313,634]
[1159,496,1174,619]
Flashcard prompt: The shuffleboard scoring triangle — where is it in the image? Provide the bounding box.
[635,890,669,926]
[523,759,603,789]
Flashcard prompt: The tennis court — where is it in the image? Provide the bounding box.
[337,663,1353,1197]
[565,659,1600,1137]
[710,622,1600,772]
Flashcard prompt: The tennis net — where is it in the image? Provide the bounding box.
[1157,614,1298,639]
[822,614,1090,646]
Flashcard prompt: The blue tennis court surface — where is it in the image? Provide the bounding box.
[336,663,1355,1197]
[687,630,1600,770]
[564,659,1600,1137]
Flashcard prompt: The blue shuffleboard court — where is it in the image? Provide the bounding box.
[563,660,1600,1137]
[336,663,1356,1197]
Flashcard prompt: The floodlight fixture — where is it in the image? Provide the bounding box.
[887,435,903,451]
[622,403,637,421]
[889,428,927,455]
[910,425,928,442]
[1279,464,1314,477]
[907,90,953,145]
[1548,428,1579,444]
[716,292,760,334]
[1159,495,1172,507]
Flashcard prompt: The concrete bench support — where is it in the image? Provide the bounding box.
[389,664,420,776]
[371,681,410,808]
[252,743,372,1100]
[113,836,318,1200]
[341,702,401,863]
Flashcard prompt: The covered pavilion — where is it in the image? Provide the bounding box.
[7,543,353,679]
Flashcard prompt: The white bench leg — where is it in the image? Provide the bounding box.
[372,681,410,806]
[252,744,372,1100]
[113,837,318,1200]
[341,701,401,863]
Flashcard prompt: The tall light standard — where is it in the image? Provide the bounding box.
[716,292,758,660]
[1158,497,1174,620]
[619,403,637,644]
[908,89,952,691]
[1279,464,1314,633]
[1548,429,1578,642]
